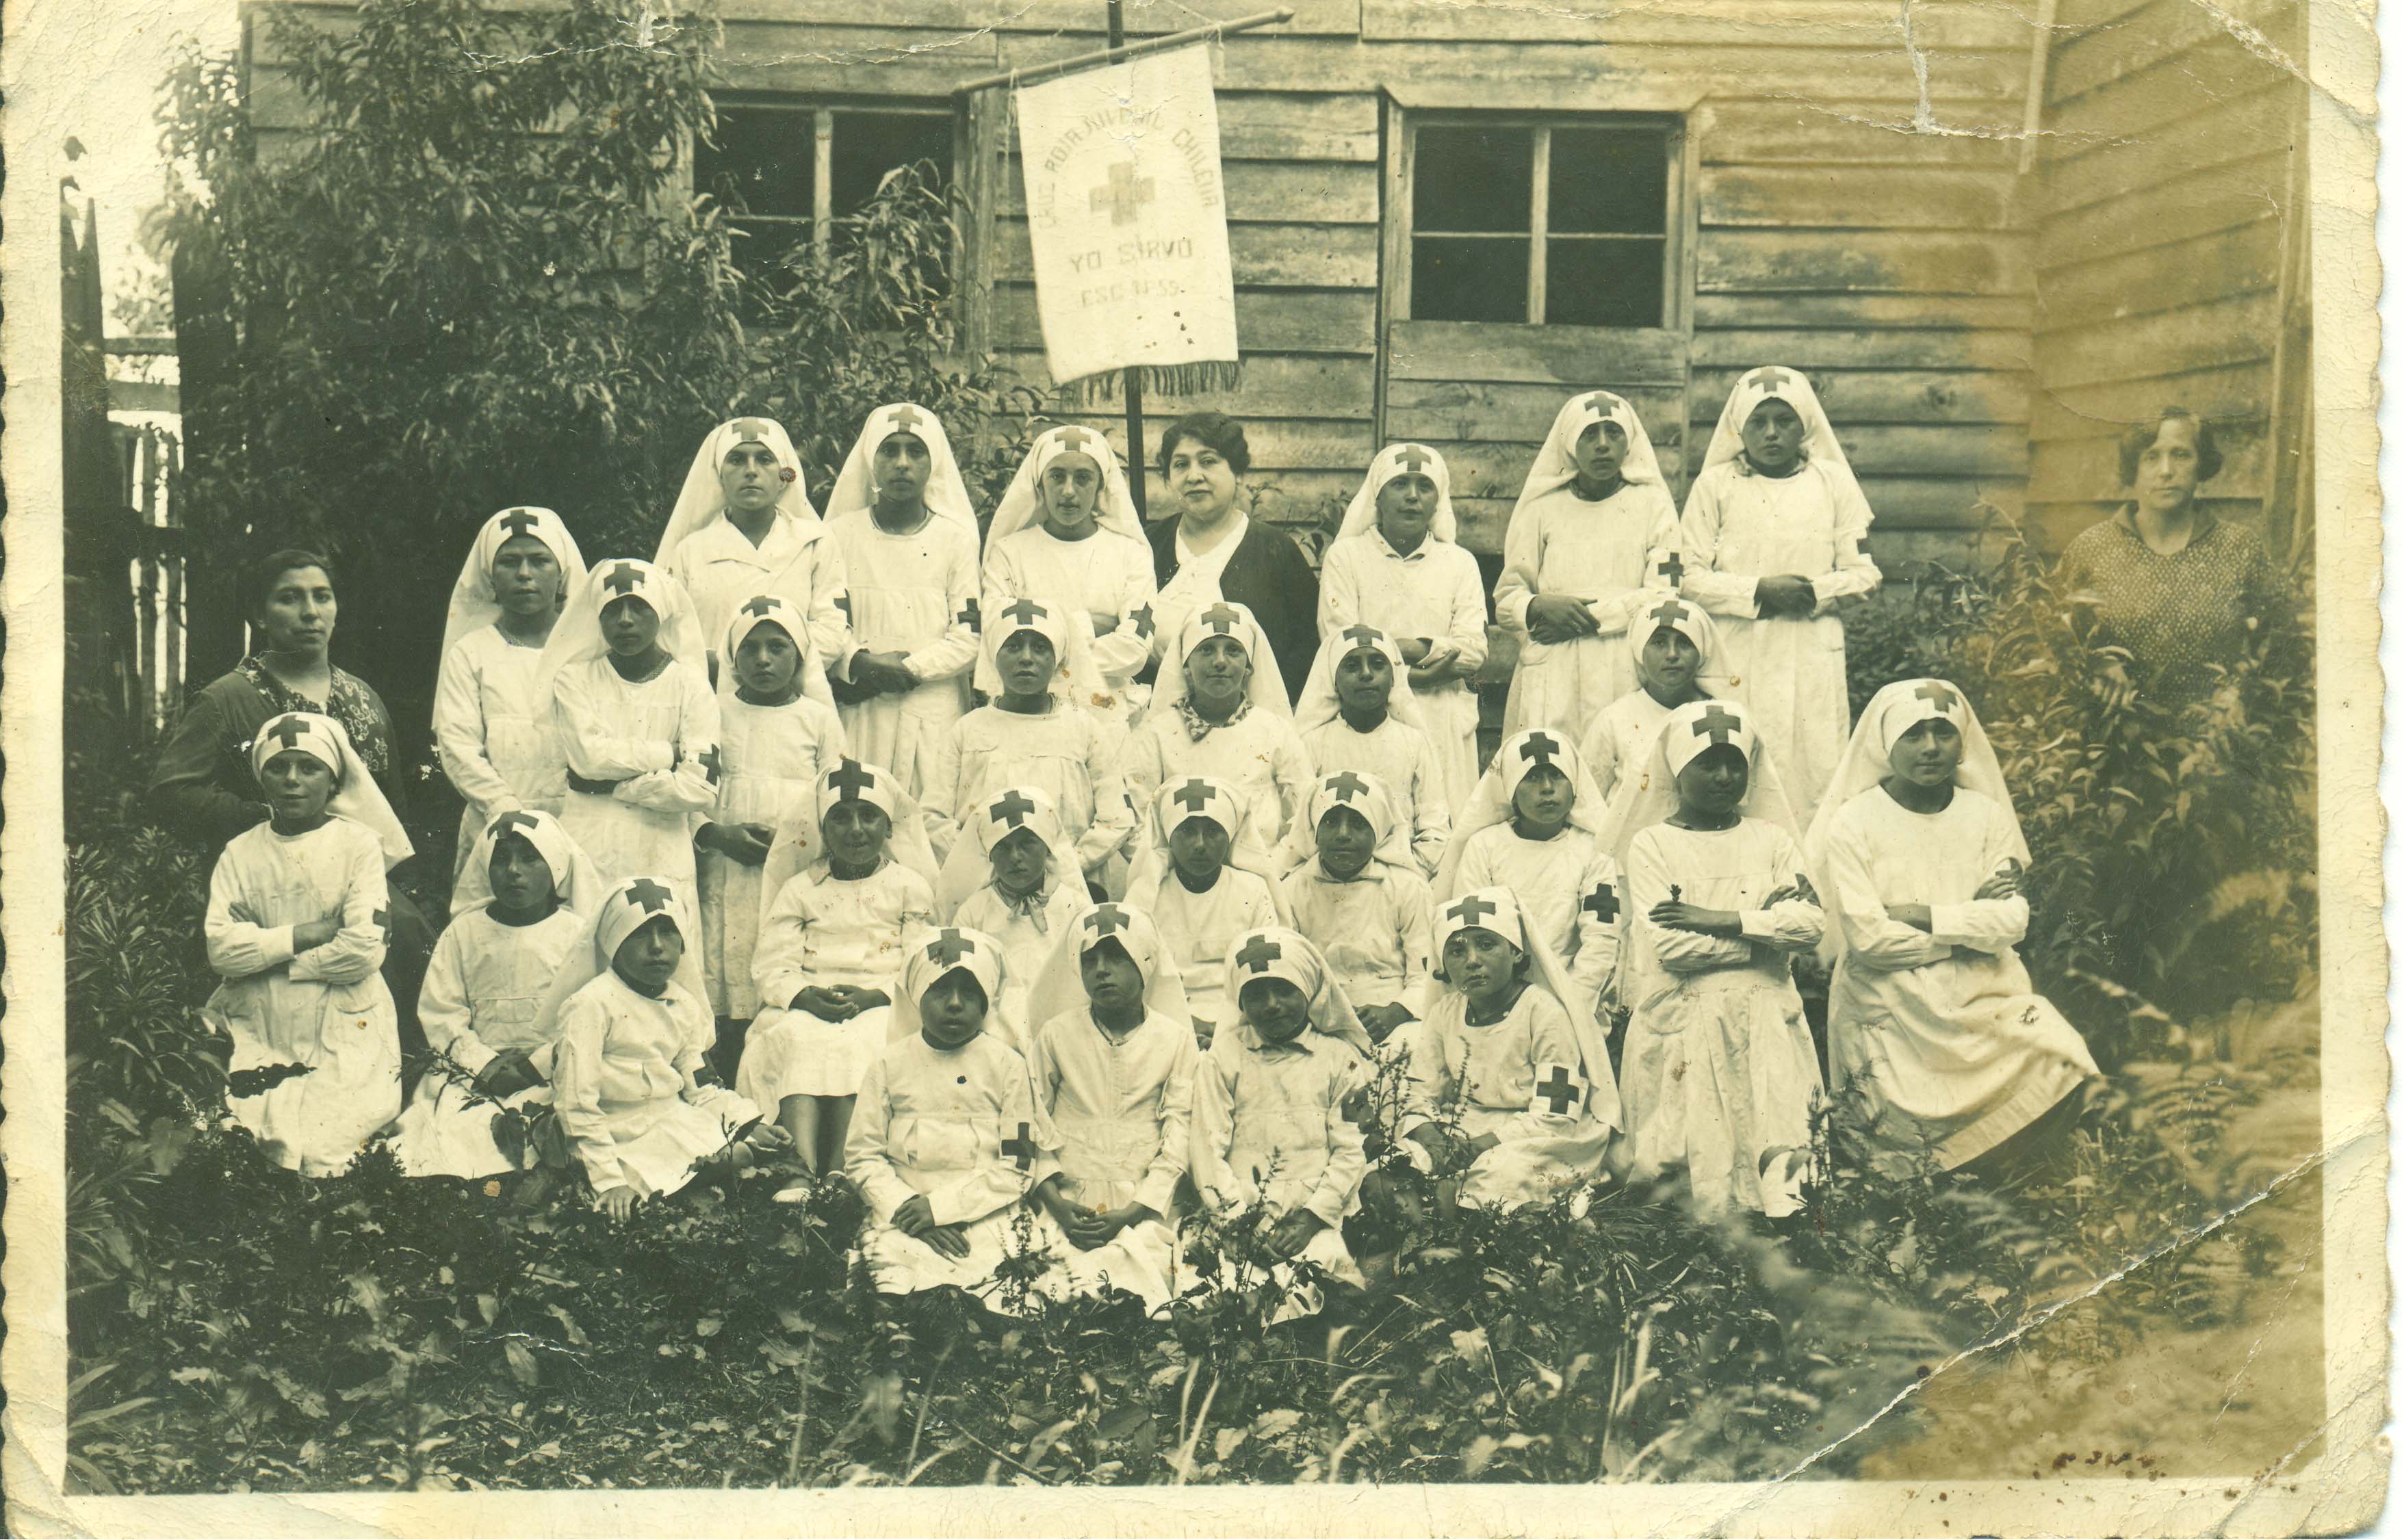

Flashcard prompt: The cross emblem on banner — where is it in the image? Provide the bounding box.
[264,716,311,754]
[1053,427,1092,454]
[1341,624,1385,650]
[625,878,675,913]
[1000,599,1047,629]
[1395,445,1436,476]
[1536,1065,1580,1115]
[1087,904,1130,935]
[1001,1122,1037,1171]
[1655,551,1685,586]
[887,406,924,434]
[740,595,782,619]
[826,759,877,800]
[1198,604,1241,635]
[1089,161,1156,226]
[1323,771,1369,801]
[1648,599,1692,629]
[1447,893,1499,928]
[957,596,981,633]
[1692,705,1743,746]
[1235,935,1283,974]
[499,508,542,540]
[1581,883,1620,925]
[1172,779,1216,815]
[602,562,644,596]
[1752,368,1793,393]
[489,811,541,841]
[1519,731,1562,768]
[988,789,1037,829]
[928,928,975,967]
[1915,681,1961,713]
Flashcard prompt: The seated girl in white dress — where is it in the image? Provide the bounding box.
[1601,698,1824,1218]
[1188,927,1375,1316]
[391,809,606,1179]
[432,506,586,880]
[1020,902,1200,1313]
[1677,366,1882,826]
[541,876,790,1214]
[935,784,1094,1054]
[1291,623,1450,878]
[848,926,1072,1313]
[1493,391,1683,740]
[738,757,940,1192]
[1121,775,1287,1047]
[921,594,1135,889]
[204,712,415,1177]
[1392,885,1621,1212]
[695,594,847,1078]
[820,402,982,798]
[1317,443,1490,814]
[1577,595,1730,803]
[1123,601,1315,878]
[980,423,1161,734]
[1804,680,2099,1183]
[1276,770,1434,1052]
[1437,729,1625,1028]
[537,558,720,886]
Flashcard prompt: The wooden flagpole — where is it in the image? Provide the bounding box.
[1105,0,1148,515]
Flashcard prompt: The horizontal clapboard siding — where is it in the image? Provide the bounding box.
[2026,0,2301,549]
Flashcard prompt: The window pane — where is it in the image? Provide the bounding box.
[831,111,955,214]
[1548,127,1669,235]
[1413,127,1534,233]
[697,105,814,220]
[1545,238,1666,327]
[1414,236,1530,322]
[730,220,814,283]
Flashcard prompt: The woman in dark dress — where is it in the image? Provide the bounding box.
[2052,407,2287,706]
[149,548,435,1052]
[1145,411,1321,704]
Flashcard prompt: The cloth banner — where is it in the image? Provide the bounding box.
[1014,44,1240,390]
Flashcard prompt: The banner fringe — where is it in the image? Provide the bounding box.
[1063,361,1245,405]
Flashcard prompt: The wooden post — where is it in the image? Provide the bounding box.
[1107,0,1148,515]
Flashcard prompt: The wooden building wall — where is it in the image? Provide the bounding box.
[2024,0,2307,552]
[242,1,2310,573]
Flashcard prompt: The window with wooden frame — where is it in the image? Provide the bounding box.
[1402,116,1684,329]
[695,99,959,285]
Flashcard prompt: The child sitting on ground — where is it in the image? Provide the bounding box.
[847,926,1068,1311]
[1121,775,1286,1047]
[1577,596,1727,802]
[1438,729,1625,1030]
[538,558,721,885]
[938,785,1094,1052]
[921,595,1133,891]
[696,594,848,1080]
[542,876,790,1213]
[1021,902,1199,1313]
[739,757,940,1195]
[1189,927,1375,1315]
[1603,697,1825,1217]
[204,711,416,1177]
[391,810,605,1179]
[1276,770,1434,1054]
[1292,624,1451,877]
[1395,885,1620,1211]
